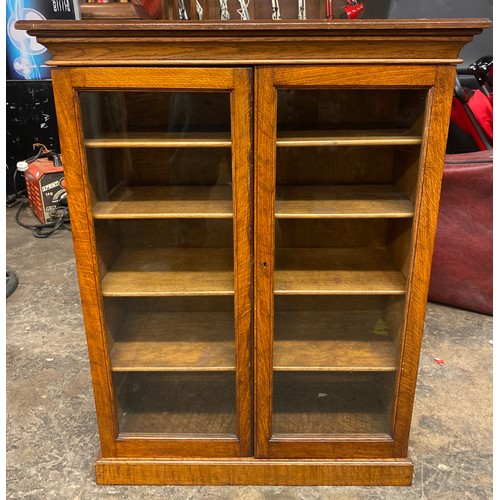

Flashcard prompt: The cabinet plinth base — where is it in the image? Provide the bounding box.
[95,455,413,486]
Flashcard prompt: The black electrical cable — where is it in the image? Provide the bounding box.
[24,145,46,164]
[7,169,28,207]
[7,167,25,208]
[15,202,70,239]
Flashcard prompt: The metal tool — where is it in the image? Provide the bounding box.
[196,0,204,19]
[271,0,281,20]
[298,0,306,20]
[178,0,189,20]
[219,0,230,19]
[237,0,250,20]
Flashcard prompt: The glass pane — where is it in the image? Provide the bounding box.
[79,90,237,436]
[79,91,232,217]
[272,296,404,436]
[277,89,426,132]
[274,372,395,435]
[107,297,237,435]
[114,372,236,435]
[93,218,234,296]
[272,89,427,437]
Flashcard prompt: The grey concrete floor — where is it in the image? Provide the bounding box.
[6,207,493,499]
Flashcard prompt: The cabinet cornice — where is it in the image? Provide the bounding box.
[16,19,490,66]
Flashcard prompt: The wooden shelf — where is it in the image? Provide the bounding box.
[273,372,392,435]
[111,311,235,371]
[92,184,413,220]
[276,130,422,147]
[93,186,233,219]
[275,248,406,295]
[85,132,232,148]
[116,372,236,435]
[101,248,234,296]
[274,311,397,371]
[276,185,414,219]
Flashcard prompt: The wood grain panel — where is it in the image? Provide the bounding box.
[97,148,231,188]
[85,132,231,148]
[18,18,491,32]
[18,19,490,67]
[276,146,397,186]
[112,219,233,249]
[276,218,388,248]
[114,438,241,459]
[51,69,118,456]
[275,271,405,295]
[391,65,457,457]
[68,66,236,90]
[387,218,413,278]
[274,311,397,371]
[110,311,235,371]
[275,248,406,295]
[29,41,467,67]
[393,147,422,204]
[254,66,276,458]
[94,218,121,279]
[272,65,438,87]
[92,186,233,219]
[95,456,414,485]
[277,130,422,147]
[276,185,414,218]
[100,248,234,296]
[231,67,254,456]
[277,88,426,131]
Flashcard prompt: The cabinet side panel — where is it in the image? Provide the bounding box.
[51,68,118,456]
[392,65,456,456]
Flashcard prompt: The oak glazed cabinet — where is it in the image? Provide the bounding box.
[18,18,489,486]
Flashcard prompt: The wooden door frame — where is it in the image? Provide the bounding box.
[253,64,456,459]
[51,66,254,458]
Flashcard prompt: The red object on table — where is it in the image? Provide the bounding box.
[131,0,162,19]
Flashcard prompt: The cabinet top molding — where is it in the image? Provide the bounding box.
[16,19,491,66]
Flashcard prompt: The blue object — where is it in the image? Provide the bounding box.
[6,0,79,80]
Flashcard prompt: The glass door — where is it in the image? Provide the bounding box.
[56,67,252,458]
[255,65,441,458]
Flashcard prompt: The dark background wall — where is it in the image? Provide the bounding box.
[6,81,60,197]
[6,0,72,198]
[387,0,492,68]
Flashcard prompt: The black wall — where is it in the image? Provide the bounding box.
[6,80,60,197]
[387,0,493,68]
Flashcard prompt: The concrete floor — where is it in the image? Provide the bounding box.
[6,207,493,499]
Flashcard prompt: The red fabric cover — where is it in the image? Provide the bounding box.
[449,90,493,151]
[428,150,493,315]
[468,90,493,144]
